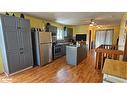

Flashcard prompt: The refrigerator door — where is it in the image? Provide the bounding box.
[31,31,41,66]
[39,32,52,43]
[39,43,52,66]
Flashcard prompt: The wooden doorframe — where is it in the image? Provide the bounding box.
[89,30,91,50]
[123,33,127,61]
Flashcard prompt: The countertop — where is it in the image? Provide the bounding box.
[66,45,79,48]
[54,42,71,46]
[102,59,127,79]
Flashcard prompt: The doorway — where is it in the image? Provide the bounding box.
[89,30,91,50]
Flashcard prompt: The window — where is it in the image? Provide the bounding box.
[95,29,113,48]
[57,28,64,40]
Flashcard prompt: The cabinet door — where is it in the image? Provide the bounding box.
[7,51,20,74]
[4,31,19,52]
[19,31,33,69]
[63,45,66,55]
[3,16,21,74]
[3,16,19,52]
[19,49,33,69]
[67,28,73,39]
[19,19,30,29]
[3,16,18,27]
[49,26,52,32]
[4,29,21,73]
[54,26,57,35]
[49,26,57,36]
[17,19,33,69]
[22,32,33,67]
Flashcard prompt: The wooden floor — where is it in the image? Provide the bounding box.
[0,50,103,83]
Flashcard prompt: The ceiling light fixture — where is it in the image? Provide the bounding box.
[89,19,96,27]
[89,24,93,26]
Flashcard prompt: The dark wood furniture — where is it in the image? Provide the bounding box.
[95,45,124,70]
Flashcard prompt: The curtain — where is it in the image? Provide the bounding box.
[105,29,113,45]
[95,29,113,48]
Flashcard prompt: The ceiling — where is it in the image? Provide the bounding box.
[24,12,124,26]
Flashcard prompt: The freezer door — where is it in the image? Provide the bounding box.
[39,43,52,66]
[39,32,52,43]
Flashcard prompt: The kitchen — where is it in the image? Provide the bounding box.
[0,12,127,83]
[31,23,73,66]
[0,12,87,77]
[0,1,127,95]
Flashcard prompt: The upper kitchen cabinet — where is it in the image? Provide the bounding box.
[0,14,33,75]
[67,28,73,39]
[64,28,73,40]
[49,25,57,36]
[45,23,57,36]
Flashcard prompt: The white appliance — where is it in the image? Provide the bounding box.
[31,31,52,66]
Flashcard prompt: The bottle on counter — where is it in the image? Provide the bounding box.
[76,41,80,47]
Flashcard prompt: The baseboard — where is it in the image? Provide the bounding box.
[5,66,33,77]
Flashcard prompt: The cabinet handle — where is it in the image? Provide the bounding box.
[20,48,23,50]
[20,52,23,54]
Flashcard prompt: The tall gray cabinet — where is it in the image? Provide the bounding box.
[0,14,33,75]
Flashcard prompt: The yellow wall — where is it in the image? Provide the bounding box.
[25,15,44,28]
[73,24,120,45]
[73,25,89,44]
[118,13,127,51]
[73,25,89,36]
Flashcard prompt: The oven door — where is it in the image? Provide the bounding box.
[54,45,63,59]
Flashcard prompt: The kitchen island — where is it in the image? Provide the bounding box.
[66,45,87,65]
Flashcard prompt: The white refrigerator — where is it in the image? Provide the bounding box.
[31,31,52,66]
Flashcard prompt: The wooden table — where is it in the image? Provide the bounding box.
[102,59,127,79]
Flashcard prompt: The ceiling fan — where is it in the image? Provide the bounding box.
[89,19,97,26]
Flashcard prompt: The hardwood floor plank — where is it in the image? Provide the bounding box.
[0,50,103,83]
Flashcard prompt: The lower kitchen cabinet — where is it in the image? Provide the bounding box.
[63,43,70,55]
[7,51,20,74]
[19,49,33,70]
